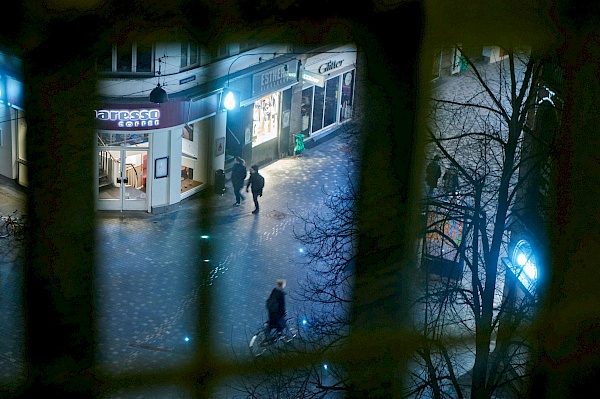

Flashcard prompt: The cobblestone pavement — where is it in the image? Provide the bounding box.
[0,131,358,398]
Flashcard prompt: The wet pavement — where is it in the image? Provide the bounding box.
[0,130,358,398]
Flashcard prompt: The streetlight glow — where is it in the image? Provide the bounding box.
[224,91,236,110]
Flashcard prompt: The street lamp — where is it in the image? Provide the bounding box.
[220,88,239,111]
[512,239,538,281]
[149,57,168,103]
[149,83,168,103]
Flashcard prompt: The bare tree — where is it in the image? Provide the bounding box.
[408,44,556,399]
[229,45,555,399]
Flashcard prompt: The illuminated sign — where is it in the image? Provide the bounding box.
[318,59,344,74]
[252,61,298,96]
[302,70,325,87]
[95,109,160,128]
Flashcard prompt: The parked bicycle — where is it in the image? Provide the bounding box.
[249,317,299,357]
[0,210,27,240]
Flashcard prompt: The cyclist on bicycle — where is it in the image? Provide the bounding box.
[264,279,286,341]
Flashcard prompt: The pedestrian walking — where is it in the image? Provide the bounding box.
[231,156,247,206]
[426,155,442,194]
[442,166,459,195]
[264,279,287,340]
[246,164,265,214]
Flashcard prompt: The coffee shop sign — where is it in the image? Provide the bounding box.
[95,109,160,128]
[318,59,344,74]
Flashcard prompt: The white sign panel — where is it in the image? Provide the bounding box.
[304,43,357,76]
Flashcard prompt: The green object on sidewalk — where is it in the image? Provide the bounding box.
[295,133,305,154]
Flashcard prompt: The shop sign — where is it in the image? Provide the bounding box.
[95,109,161,128]
[96,96,219,131]
[318,59,344,74]
[305,44,357,76]
[301,70,325,87]
[252,61,298,97]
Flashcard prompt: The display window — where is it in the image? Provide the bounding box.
[311,85,325,133]
[340,70,355,122]
[323,76,340,128]
[181,123,203,195]
[98,131,149,146]
[252,92,280,147]
[303,68,356,136]
[301,87,313,136]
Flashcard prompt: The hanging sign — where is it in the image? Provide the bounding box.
[252,60,299,97]
[301,70,325,87]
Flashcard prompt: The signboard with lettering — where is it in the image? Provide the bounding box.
[252,60,299,97]
[301,70,325,87]
[95,95,218,131]
[304,44,357,77]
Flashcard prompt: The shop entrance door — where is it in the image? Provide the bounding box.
[97,148,148,211]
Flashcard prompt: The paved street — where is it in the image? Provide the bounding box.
[0,131,358,398]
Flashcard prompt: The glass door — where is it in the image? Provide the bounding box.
[97,148,148,211]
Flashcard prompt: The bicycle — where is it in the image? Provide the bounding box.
[248,317,298,357]
[0,210,26,239]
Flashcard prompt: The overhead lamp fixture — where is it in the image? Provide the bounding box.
[150,83,168,103]
[150,57,168,103]
[221,88,240,111]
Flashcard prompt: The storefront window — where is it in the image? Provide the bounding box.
[312,85,325,133]
[98,132,149,146]
[252,92,280,147]
[323,76,340,128]
[340,70,355,123]
[301,87,313,136]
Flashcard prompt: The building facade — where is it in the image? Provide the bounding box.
[0,49,26,187]
[94,41,357,213]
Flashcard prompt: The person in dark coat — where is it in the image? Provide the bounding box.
[426,155,442,193]
[246,164,265,214]
[265,279,287,340]
[442,166,459,195]
[231,156,247,206]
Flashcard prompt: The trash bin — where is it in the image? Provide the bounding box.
[214,169,225,195]
[294,133,305,155]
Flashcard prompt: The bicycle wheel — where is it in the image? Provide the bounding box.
[12,219,26,241]
[249,329,269,357]
[283,319,298,343]
[0,219,14,238]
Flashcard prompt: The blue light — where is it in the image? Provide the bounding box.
[184,336,190,342]
[323,364,328,370]
[302,319,307,326]
[224,91,237,110]
[201,235,209,239]
[298,248,304,253]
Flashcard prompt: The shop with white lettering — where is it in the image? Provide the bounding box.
[95,93,223,212]
[299,44,357,138]
[223,57,300,169]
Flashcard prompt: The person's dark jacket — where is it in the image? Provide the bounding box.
[267,287,285,322]
[426,159,442,188]
[246,171,265,195]
[231,162,247,189]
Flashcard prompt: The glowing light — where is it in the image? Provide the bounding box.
[184,337,190,342]
[516,253,527,266]
[201,235,209,239]
[323,364,328,370]
[302,319,307,326]
[524,262,538,280]
[298,248,304,253]
[224,91,236,110]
